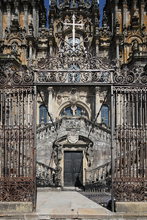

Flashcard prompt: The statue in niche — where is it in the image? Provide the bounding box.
[28,21,34,35]
[12,12,19,21]
[132,40,139,51]
[84,18,92,33]
[64,15,70,24]
[57,19,63,32]
[11,42,18,53]
[78,15,84,29]
[11,42,20,57]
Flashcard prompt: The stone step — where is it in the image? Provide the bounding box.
[1,213,147,220]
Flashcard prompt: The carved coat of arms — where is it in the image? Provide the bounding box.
[67,130,79,144]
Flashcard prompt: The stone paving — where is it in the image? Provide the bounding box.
[36,189,111,216]
[1,189,147,219]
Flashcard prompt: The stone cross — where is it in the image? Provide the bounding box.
[63,14,83,51]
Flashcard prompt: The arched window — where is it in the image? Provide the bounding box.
[101,105,109,126]
[61,105,86,117]
[39,105,48,123]
[62,107,73,116]
[68,37,80,50]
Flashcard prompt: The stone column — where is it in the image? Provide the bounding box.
[32,2,36,37]
[122,0,127,28]
[141,0,145,26]
[96,40,99,56]
[0,2,2,38]
[124,43,127,63]
[48,87,54,120]
[116,39,120,60]
[36,7,39,36]
[24,3,28,33]
[49,41,53,56]
[29,41,33,60]
[114,0,118,24]
[7,4,11,28]
[32,2,39,37]
[133,0,137,9]
[14,1,19,17]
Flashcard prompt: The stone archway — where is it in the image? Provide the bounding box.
[37,117,111,187]
[52,135,93,187]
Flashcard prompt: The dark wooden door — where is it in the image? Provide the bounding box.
[64,151,83,186]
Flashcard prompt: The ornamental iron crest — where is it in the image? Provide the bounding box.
[114,66,147,85]
[0,62,34,87]
[57,0,92,9]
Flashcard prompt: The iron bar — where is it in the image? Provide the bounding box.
[33,86,37,211]
[111,85,115,212]
[38,89,57,132]
[88,90,109,138]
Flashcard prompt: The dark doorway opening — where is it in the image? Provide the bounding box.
[64,151,83,187]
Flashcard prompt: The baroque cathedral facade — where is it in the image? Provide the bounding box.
[0,0,147,208]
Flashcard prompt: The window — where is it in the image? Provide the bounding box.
[101,105,109,126]
[62,107,73,116]
[61,106,86,117]
[39,105,48,123]
[68,37,81,50]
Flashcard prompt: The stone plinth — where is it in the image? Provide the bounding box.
[0,202,33,213]
[116,202,147,213]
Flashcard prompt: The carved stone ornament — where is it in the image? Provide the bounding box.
[65,119,81,131]
[67,130,79,144]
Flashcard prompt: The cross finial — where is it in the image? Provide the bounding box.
[63,14,83,51]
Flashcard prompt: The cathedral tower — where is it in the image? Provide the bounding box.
[104,0,147,66]
[0,0,46,64]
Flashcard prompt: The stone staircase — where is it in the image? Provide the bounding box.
[37,116,111,145]
[36,116,111,187]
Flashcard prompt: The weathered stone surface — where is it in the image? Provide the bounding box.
[116,202,147,213]
[0,202,32,213]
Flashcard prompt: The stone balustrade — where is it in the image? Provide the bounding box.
[37,116,111,144]
[36,161,55,187]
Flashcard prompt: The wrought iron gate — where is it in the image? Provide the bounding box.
[113,86,147,201]
[0,63,36,209]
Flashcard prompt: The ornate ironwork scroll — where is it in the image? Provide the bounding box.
[0,62,36,209]
[113,87,147,201]
[0,62,34,87]
[35,46,113,84]
[114,66,147,85]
